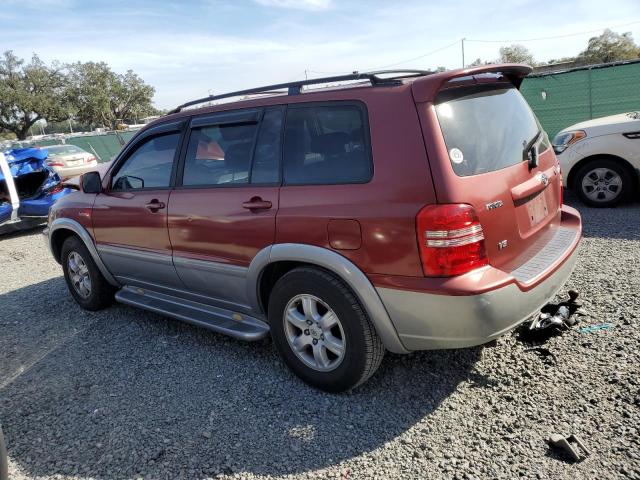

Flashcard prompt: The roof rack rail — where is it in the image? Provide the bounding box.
[167,69,432,114]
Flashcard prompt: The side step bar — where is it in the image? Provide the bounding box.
[115,286,270,341]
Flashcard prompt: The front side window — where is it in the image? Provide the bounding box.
[111,133,179,190]
[183,123,257,186]
[283,104,371,185]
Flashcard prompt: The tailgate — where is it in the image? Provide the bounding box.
[422,81,565,275]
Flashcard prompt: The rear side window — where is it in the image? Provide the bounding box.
[435,85,542,176]
[112,133,179,190]
[283,104,371,185]
[183,123,257,186]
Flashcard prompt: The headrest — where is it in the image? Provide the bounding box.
[310,132,349,157]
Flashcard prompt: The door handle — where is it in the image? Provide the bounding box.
[145,199,166,212]
[242,197,272,211]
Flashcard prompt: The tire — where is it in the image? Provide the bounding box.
[573,158,633,207]
[61,236,115,311]
[268,267,384,392]
[0,425,7,480]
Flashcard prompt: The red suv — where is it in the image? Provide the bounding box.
[45,65,581,392]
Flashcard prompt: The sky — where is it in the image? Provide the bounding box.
[0,0,639,109]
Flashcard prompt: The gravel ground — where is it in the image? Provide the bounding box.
[0,193,638,480]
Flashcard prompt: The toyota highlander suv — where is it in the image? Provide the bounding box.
[44,65,582,392]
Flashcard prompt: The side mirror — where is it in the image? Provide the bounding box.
[80,171,102,194]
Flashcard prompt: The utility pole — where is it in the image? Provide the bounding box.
[461,38,466,68]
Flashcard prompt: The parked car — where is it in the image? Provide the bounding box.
[553,112,640,207]
[45,65,582,392]
[0,148,71,234]
[43,144,98,179]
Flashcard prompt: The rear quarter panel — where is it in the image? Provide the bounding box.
[276,86,437,277]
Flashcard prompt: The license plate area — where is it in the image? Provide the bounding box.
[526,191,549,227]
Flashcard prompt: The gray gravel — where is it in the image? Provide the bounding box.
[0,193,638,480]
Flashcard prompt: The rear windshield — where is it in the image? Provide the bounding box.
[435,84,541,176]
[46,145,85,157]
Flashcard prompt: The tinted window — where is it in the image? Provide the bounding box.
[283,105,371,185]
[435,85,542,176]
[112,133,179,190]
[251,108,283,184]
[183,123,257,186]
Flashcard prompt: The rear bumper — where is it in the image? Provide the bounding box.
[375,206,581,350]
[52,162,98,179]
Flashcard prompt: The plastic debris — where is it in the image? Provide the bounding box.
[579,323,614,334]
[548,433,591,462]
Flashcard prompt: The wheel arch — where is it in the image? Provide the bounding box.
[566,153,638,191]
[48,218,119,287]
[247,243,408,354]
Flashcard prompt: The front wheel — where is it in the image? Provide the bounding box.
[61,236,115,311]
[574,158,632,207]
[268,267,384,392]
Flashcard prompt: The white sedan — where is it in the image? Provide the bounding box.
[553,112,640,207]
[44,144,99,179]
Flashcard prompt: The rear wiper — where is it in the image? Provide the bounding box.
[523,130,542,170]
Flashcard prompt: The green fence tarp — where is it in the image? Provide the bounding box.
[12,130,138,163]
[521,61,640,139]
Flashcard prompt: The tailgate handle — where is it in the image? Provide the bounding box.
[511,168,556,201]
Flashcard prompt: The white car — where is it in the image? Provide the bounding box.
[553,112,640,207]
[44,144,99,179]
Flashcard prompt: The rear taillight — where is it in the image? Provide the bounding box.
[416,204,488,277]
[47,161,64,167]
[85,156,96,163]
[48,183,64,195]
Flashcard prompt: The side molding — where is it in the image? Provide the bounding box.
[246,243,408,354]
[48,218,120,287]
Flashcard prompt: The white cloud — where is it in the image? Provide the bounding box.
[253,0,332,11]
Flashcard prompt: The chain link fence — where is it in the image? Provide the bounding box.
[521,59,640,140]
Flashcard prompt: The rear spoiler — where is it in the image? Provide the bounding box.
[411,63,532,103]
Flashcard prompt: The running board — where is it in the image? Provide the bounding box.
[115,286,269,341]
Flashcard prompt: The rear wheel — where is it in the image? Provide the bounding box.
[268,267,384,392]
[61,236,115,311]
[574,158,632,207]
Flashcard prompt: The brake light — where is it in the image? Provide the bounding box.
[47,161,64,167]
[416,204,488,276]
[85,156,96,163]
[48,183,64,194]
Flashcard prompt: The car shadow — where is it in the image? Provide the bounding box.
[563,190,640,241]
[0,277,485,478]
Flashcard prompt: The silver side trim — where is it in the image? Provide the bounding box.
[48,218,119,287]
[246,243,408,354]
[97,244,174,266]
[173,256,247,278]
[377,243,579,351]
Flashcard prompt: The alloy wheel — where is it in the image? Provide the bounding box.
[283,294,346,372]
[68,251,92,298]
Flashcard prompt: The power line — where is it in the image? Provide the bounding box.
[363,39,461,70]
[467,20,640,43]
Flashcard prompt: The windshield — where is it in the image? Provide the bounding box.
[435,84,543,176]
[46,145,85,157]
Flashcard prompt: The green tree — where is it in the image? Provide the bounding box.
[498,44,535,65]
[579,29,639,64]
[68,62,157,129]
[0,51,71,140]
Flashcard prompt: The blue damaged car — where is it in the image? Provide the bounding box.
[0,147,72,234]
